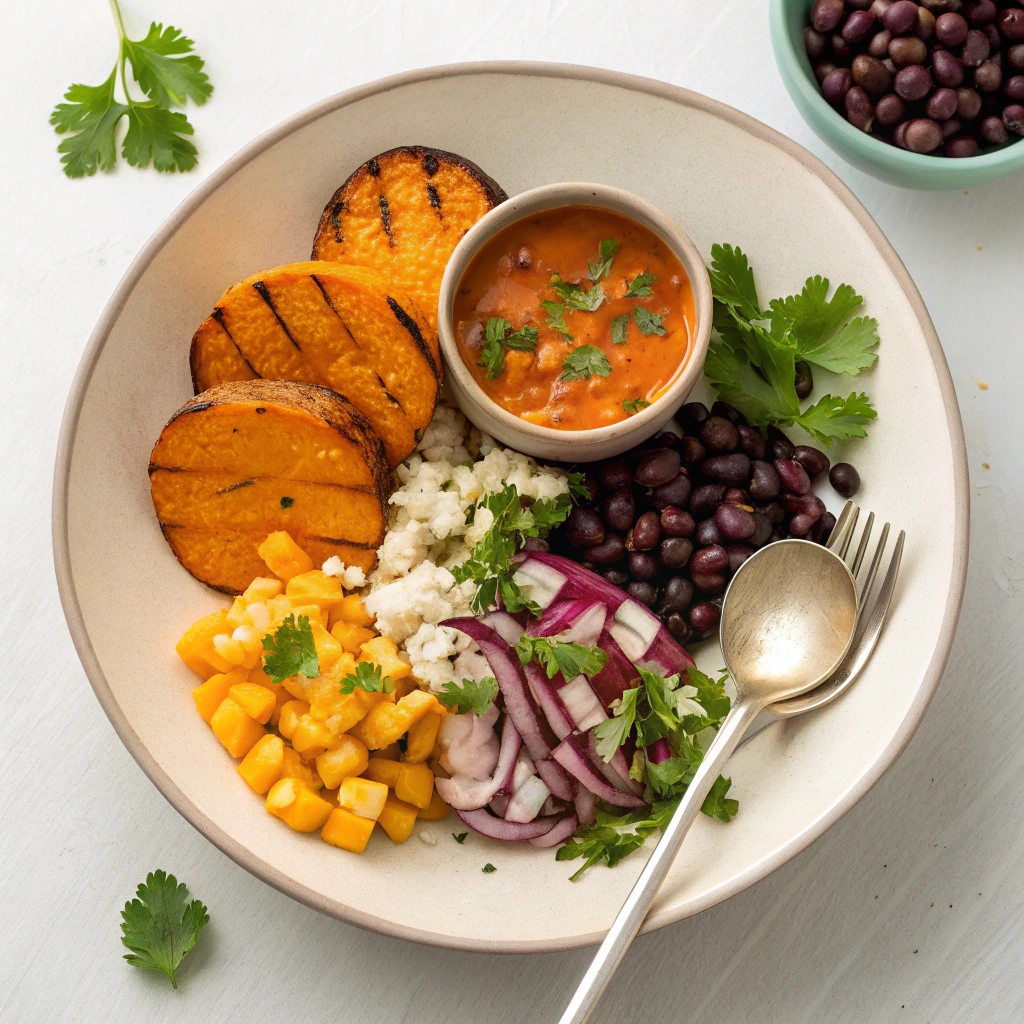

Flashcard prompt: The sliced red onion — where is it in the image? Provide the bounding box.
[585,729,645,798]
[552,733,646,808]
[559,674,608,732]
[574,786,597,826]
[482,610,524,646]
[609,598,661,662]
[589,630,640,711]
[489,793,509,816]
[529,599,608,645]
[455,807,561,841]
[529,813,580,847]
[535,756,575,801]
[510,750,536,794]
[646,738,672,764]
[607,747,644,797]
[434,713,521,810]
[505,775,551,823]
[523,662,574,740]
[510,558,568,610]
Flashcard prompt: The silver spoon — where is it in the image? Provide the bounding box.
[559,539,860,1024]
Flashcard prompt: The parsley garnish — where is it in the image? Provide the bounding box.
[514,635,608,680]
[453,832,468,843]
[541,300,573,340]
[262,615,319,684]
[622,397,650,415]
[703,244,878,445]
[610,313,630,346]
[632,306,667,337]
[280,496,294,508]
[561,345,612,382]
[438,676,499,716]
[120,870,208,989]
[50,1,211,178]
[482,863,497,873]
[588,238,621,283]
[338,660,394,695]
[550,274,605,312]
[625,270,658,297]
[477,317,539,380]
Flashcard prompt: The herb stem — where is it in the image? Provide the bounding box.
[108,0,127,40]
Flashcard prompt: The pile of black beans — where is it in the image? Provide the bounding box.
[546,401,861,646]
[806,0,1024,156]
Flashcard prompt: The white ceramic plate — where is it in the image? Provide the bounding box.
[53,63,969,953]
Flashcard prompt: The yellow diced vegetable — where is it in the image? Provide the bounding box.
[330,620,376,654]
[395,762,434,810]
[237,734,285,794]
[349,690,442,750]
[288,604,326,630]
[311,623,344,672]
[321,807,375,853]
[358,635,411,682]
[362,757,403,788]
[209,697,266,758]
[281,675,311,701]
[315,735,369,789]
[176,609,232,677]
[265,778,332,832]
[281,746,322,790]
[192,669,246,723]
[212,632,247,666]
[291,714,340,758]
[286,570,344,609]
[377,795,419,844]
[278,700,310,740]
[268,685,293,726]
[337,777,389,820]
[226,596,251,628]
[227,682,277,725]
[417,789,451,821]
[405,710,442,763]
[335,594,374,627]
[258,531,314,581]
[243,577,283,603]
[267,594,294,626]
[374,742,402,760]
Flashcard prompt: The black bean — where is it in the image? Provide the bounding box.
[635,448,681,487]
[565,507,604,547]
[956,85,983,117]
[598,459,632,492]
[654,431,681,449]
[690,483,727,519]
[870,0,893,20]
[632,511,661,551]
[916,7,936,40]
[664,612,692,644]
[702,452,752,486]
[736,423,767,460]
[689,601,721,633]
[823,67,855,106]
[626,581,658,608]
[749,460,781,502]
[583,532,625,564]
[974,59,1003,91]
[691,571,728,595]
[963,27,992,65]
[806,25,828,60]
[819,511,838,546]
[927,86,960,119]
[782,492,826,523]
[946,133,980,156]
[768,427,795,461]
[1005,103,1024,134]
[794,360,815,399]
[750,512,773,547]
[603,487,635,532]
[661,506,696,537]
[1007,75,1024,100]
[811,0,845,32]
[984,21,1002,50]
[723,487,751,506]
[999,7,1024,42]
[843,9,876,43]
[853,54,893,95]
[876,92,906,125]
[884,0,919,34]
[715,503,757,541]
[896,64,934,100]
[846,86,876,129]
[650,473,692,510]
[660,537,694,569]
[793,445,830,479]
[788,513,818,538]
[711,400,744,424]
[699,415,740,452]
[774,458,812,495]
[905,117,944,151]
[678,401,709,428]
[936,11,969,44]
[942,116,963,137]
[679,436,707,466]
[816,59,840,83]
[981,113,1010,141]
[660,576,694,613]
[521,537,550,553]
[889,35,928,67]
[932,48,966,87]
[761,501,786,526]
[691,544,729,574]
[726,543,756,574]
[870,27,894,58]
[602,567,629,587]
[628,552,660,582]
[829,462,861,497]
[695,519,722,547]
[1010,44,1024,71]
[967,1,997,27]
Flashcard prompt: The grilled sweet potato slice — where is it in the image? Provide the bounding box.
[189,262,439,466]
[311,146,507,351]
[150,380,390,594]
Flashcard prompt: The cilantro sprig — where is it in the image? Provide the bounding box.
[120,870,208,988]
[515,635,608,680]
[588,238,621,283]
[625,270,658,298]
[704,244,879,445]
[623,397,650,415]
[610,313,630,346]
[477,318,539,380]
[632,306,666,337]
[550,274,605,312]
[262,615,319,684]
[50,0,212,177]
[561,345,612,382]
[339,660,394,695]
[541,300,574,341]
[438,676,499,716]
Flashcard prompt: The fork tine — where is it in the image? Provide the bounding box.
[858,521,890,611]
[828,501,859,557]
[849,511,875,576]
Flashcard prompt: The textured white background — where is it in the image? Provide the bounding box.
[3,1,1023,1021]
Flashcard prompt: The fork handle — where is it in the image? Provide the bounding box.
[558,697,762,1024]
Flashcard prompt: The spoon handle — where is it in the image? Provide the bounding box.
[558,698,762,1024]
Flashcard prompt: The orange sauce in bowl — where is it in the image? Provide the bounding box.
[453,206,695,431]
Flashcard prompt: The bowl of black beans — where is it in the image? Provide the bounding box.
[770,0,1024,188]
[544,400,861,648]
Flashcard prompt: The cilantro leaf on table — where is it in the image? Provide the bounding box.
[50,0,211,178]
[338,660,393,695]
[707,243,763,321]
[625,270,658,298]
[551,274,605,312]
[120,870,208,989]
[452,832,468,843]
[610,313,630,346]
[262,614,319,684]
[437,676,499,716]
[561,345,612,382]
[795,391,877,445]
[515,635,608,680]
[588,238,621,283]
[632,306,667,337]
[541,300,573,340]
[622,397,650,415]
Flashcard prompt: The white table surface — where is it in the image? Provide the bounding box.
[4,1,1023,1021]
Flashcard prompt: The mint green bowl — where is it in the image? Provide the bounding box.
[769,0,1024,189]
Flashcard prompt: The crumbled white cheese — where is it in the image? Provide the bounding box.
[321,557,367,591]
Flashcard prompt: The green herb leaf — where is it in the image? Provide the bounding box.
[561,345,612,382]
[550,274,605,312]
[588,238,621,283]
[610,313,630,346]
[482,863,497,873]
[50,72,128,178]
[567,471,592,503]
[486,317,512,344]
[338,660,394,695]
[120,870,208,989]
[280,496,294,509]
[592,687,640,761]
[478,318,538,379]
[625,270,658,298]
[515,635,608,680]
[541,300,574,340]
[795,391,877,445]
[700,775,739,822]
[708,243,762,320]
[262,614,319,684]
[123,22,212,108]
[477,337,506,380]
[503,325,539,351]
[632,306,667,337]
[121,101,198,172]
[437,676,499,716]
[622,397,651,415]
[453,832,468,844]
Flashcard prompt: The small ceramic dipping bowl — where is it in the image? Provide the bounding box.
[437,182,712,462]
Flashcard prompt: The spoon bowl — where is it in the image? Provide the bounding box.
[720,539,859,706]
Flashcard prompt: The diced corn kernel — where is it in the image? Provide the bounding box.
[246,601,271,633]
[233,625,263,654]
[286,570,344,609]
[336,594,374,627]
[395,762,435,810]
[417,789,451,821]
[337,777,389,820]
[291,714,341,758]
[265,778,332,832]
[278,700,310,740]
[330,620,376,654]
[349,690,442,750]
[209,697,266,758]
[269,685,293,726]
[176,609,232,677]
[227,682,277,725]
[281,675,311,701]
[243,577,283,603]
[258,532,314,581]
[192,669,246,723]
[267,595,294,626]
[316,735,369,789]
[289,604,326,630]
[248,660,274,686]
[362,757,403,788]
[212,633,247,666]
[311,623,344,672]
[405,711,442,763]
[227,596,253,628]
[237,734,285,794]
[377,795,419,843]
[358,636,411,682]
[281,746,322,790]
[321,807,375,853]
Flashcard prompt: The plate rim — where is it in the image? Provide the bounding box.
[51,60,970,954]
